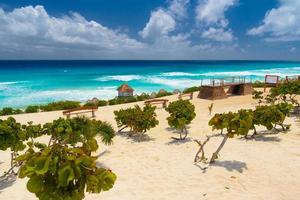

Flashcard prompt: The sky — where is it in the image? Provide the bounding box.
[0,0,299,60]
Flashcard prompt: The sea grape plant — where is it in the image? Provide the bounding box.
[114,104,159,136]
[270,80,300,106]
[165,100,196,140]
[17,116,116,200]
[208,109,254,163]
[195,103,293,164]
[252,90,264,105]
[0,117,43,176]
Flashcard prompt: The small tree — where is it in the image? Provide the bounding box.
[208,103,214,116]
[166,100,196,140]
[252,90,264,105]
[0,117,43,176]
[17,116,116,200]
[194,110,254,164]
[253,103,292,134]
[114,104,159,136]
[209,110,253,163]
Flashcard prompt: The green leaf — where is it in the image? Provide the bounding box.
[27,175,43,194]
[58,164,75,187]
[86,138,99,152]
[35,156,51,175]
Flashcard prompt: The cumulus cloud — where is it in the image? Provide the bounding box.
[247,0,300,42]
[195,0,238,42]
[201,27,234,42]
[0,3,241,59]
[139,0,190,40]
[139,9,176,40]
[196,0,237,27]
[0,5,145,58]
[168,0,190,19]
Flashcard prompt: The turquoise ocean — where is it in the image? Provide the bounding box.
[0,60,300,108]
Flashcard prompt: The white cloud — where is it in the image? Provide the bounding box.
[290,47,297,52]
[168,0,190,19]
[0,4,241,59]
[0,5,145,58]
[201,27,234,42]
[139,9,176,40]
[247,0,300,42]
[195,0,237,42]
[196,0,237,27]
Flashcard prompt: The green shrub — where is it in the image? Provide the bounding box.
[252,81,265,88]
[17,116,116,200]
[84,102,97,107]
[0,107,14,115]
[0,107,24,116]
[25,105,39,113]
[155,92,173,98]
[136,94,151,101]
[114,104,159,136]
[206,109,254,163]
[183,86,200,94]
[98,100,108,107]
[0,118,43,176]
[166,100,196,140]
[252,90,264,105]
[40,101,81,111]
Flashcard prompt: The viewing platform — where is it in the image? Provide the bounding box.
[198,76,253,100]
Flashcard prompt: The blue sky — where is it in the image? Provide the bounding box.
[0,0,299,60]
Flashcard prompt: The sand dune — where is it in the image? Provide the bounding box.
[1,92,300,200]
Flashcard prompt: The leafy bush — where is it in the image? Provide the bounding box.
[155,92,173,98]
[136,94,151,101]
[84,102,97,107]
[0,118,43,175]
[270,80,300,106]
[252,81,265,88]
[252,90,264,105]
[98,100,108,107]
[17,116,116,200]
[114,104,159,136]
[253,103,292,133]
[206,109,254,163]
[183,86,200,94]
[0,107,23,116]
[25,105,39,113]
[166,100,196,140]
[40,101,81,111]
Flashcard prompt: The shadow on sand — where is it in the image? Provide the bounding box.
[116,131,155,143]
[211,160,248,173]
[165,137,193,145]
[0,174,17,193]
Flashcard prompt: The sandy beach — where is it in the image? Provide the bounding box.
[1,92,300,200]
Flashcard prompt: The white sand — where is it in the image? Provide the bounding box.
[1,92,300,200]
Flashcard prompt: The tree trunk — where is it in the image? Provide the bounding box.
[182,127,188,140]
[118,125,128,133]
[210,135,228,164]
[194,136,210,163]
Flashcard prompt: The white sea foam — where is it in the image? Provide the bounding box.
[2,86,118,108]
[160,72,200,77]
[95,75,144,82]
[146,77,207,88]
[0,81,22,85]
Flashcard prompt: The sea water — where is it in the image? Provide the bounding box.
[0,60,299,108]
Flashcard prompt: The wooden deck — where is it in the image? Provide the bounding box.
[198,77,253,100]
